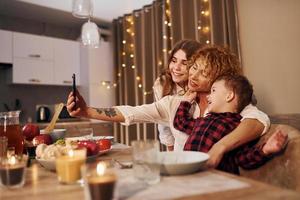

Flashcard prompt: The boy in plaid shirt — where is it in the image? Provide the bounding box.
[174,74,287,174]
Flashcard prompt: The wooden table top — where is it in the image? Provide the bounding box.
[1,145,300,200]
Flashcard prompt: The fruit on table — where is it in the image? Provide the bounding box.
[33,134,52,146]
[77,140,99,156]
[96,139,111,151]
[22,123,40,141]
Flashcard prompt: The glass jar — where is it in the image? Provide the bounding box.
[0,111,24,155]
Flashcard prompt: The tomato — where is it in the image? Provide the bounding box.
[96,139,111,151]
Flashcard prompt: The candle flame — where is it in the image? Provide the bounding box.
[96,162,106,176]
[8,156,17,165]
[68,149,74,157]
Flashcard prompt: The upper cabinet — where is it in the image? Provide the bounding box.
[12,32,80,86]
[0,30,13,64]
[53,39,80,86]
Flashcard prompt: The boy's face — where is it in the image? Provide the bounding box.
[207,80,231,113]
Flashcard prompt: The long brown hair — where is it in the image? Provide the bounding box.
[159,39,202,97]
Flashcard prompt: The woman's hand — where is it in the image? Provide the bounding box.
[66,91,88,118]
[262,130,288,155]
[183,90,197,102]
[206,143,226,168]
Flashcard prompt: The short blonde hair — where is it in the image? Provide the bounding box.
[189,45,242,85]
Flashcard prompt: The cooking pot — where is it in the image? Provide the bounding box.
[37,106,50,122]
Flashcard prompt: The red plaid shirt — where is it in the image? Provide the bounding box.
[174,101,271,174]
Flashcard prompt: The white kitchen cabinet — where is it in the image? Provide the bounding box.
[13,32,54,61]
[13,58,54,85]
[53,39,80,86]
[0,30,13,64]
[12,32,80,86]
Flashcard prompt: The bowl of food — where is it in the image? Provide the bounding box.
[40,129,66,143]
[156,151,209,175]
[36,158,56,171]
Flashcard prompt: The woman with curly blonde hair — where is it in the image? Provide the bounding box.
[67,44,270,167]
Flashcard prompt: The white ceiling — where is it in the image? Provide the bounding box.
[19,0,153,22]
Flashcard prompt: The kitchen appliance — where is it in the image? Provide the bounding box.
[36,105,51,122]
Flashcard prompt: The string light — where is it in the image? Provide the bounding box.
[138,84,142,88]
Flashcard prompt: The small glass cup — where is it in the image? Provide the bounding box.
[55,148,87,184]
[131,140,160,185]
[82,161,117,200]
[0,154,28,188]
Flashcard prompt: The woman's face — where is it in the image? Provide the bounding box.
[169,49,189,85]
[188,57,211,92]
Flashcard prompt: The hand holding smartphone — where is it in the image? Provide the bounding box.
[72,73,76,110]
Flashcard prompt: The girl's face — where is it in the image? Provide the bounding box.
[188,57,211,92]
[169,49,189,85]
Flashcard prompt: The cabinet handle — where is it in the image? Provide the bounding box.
[28,78,41,83]
[28,54,41,58]
[63,80,72,84]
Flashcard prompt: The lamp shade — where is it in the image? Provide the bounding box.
[72,0,93,18]
[81,20,100,48]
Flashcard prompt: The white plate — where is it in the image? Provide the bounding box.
[36,148,112,171]
[65,135,114,142]
[156,151,209,175]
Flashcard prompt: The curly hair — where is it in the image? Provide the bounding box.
[189,45,242,86]
[159,39,203,97]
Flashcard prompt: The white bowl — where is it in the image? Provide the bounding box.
[36,158,56,171]
[41,129,66,142]
[156,151,209,175]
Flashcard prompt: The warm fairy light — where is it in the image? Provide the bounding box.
[164,20,168,25]
[168,50,172,54]
[138,84,142,88]
[166,0,170,3]
[130,21,134,25]
[136,76,141,81]
[122,40,126,44]
[168,22,172,27]
[197,26,202,30]
[203,0,208,2]
[166,9,170,16]
[96,162,106,176]
[130,54,134,58]
[170,37,173,40]
[117,73,121,77]
[126,17,133,23]
[113,83,117,87]
[102,81,107,86]
[158,61,162,66]
[201,11,205,15]
[130,44,134,48]
[204,11,210,16]
[126,28,131,33]
[122,52,126,56]
[206,40,210,44]
[131,65,135,69]
[163,49,167,53]
[131,32,135,36]
[122,64,126,67]
[144,92,147,95]
[163,35,167,39]
[203,26,210,33]
[106,85,111,89]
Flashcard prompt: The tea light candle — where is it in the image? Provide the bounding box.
[0,155,27,188]
[86,162,117,200]
[55,148,86,184]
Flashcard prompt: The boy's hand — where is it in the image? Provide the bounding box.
[262,130,288,155]
[184,90,197,102]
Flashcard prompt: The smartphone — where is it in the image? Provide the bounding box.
[72,73,76,110]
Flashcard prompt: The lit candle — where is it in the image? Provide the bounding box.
[0,155,28,188]
[85,162,117,200]
[55,148,86,184]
